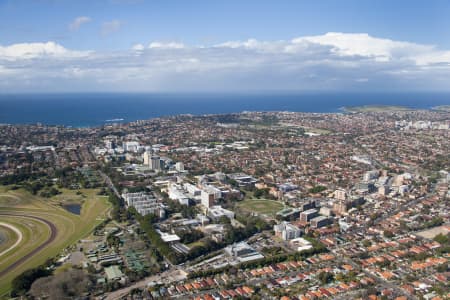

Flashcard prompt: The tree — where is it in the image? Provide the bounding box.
[11,266,52,297]
[309,185,327,194]
[317,271,334,285]
[362,239,372,247]
[30,269,94,300]
[434,233,450,245]
[383,230,394,238]
[218,215,231,224]
[106,234,121,248]
[254,188,265,198]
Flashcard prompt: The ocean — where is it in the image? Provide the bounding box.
[0,92,449,127]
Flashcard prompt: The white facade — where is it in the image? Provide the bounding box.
[122,192,164,217]
[201,190,215,208]
[183,183,201,198]
[175,162,184,171]
[143,151,151,166]
[202,184,222,199]
[168,183,190,205]
[207,205,235,221]
[290,237,313,252]
[334,189,347,201]
[274,221,302,240]
[364,170,379,181]
[124,141,140,153]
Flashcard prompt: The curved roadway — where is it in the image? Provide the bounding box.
[0,222,23,257]
[0,213,57,278]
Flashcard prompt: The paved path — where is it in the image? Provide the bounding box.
[0,213,58,278]
[0,222,23,257]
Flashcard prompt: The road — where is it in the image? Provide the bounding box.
[105,268,186,300]
[99,171,121,199]
[0,222,23,257]
[0,213,58,278]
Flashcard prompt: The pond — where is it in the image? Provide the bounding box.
[63,203,81,215]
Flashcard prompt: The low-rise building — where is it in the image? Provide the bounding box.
[225,242,264,263]
[207,205,235,221]
[289,237,313,252]
[105,265,123,281]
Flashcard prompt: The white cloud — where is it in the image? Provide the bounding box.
[291,32,433,62]
[0,65,16,75]
[0,41,89,61]
[132,43,145,51]
[148,42,185,49]
[414,50,450,66]
[101,20,122,36]
[1,33,450,92]
[69,16,91,31]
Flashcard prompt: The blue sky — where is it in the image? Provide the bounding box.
[0,0,450,92]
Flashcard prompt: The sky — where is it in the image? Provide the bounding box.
[0,0,450,93]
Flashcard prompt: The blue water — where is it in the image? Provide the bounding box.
[0,92,449,127]
[63,203,81,215]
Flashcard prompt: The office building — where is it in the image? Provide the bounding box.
[300,209,318,223]
[150,155,161,171]
[122,192,165,218]
[143,151,151,166]
[175,162,184,172]
[201,190,215,208]
[274,221,302,240]
[310,216,332,228]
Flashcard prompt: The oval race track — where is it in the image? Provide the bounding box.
[0,213,57,278]
[0,222,23,257]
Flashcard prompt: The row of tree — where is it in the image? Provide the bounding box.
[188,238,327,279]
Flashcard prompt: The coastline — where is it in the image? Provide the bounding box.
[0,93,449,127]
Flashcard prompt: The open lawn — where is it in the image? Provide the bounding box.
[0,187,111,298]
[0,224,20,255]
[236,199,285,217]
[432,105,450,112]
[0,216,51,271]
[343,105,413,112]
[278,122,333,135]
[187,240,206,249]
[416,225,449,239]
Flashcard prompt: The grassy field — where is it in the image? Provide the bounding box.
[432,105,450,112]
[278,122,333,135]
[187,240,206,249]
[303,127,332,135]
[343,105,413,112]
[0,186,111,298]
[236,199,285,217]
[0,225,19,254]
[0,216,51,271]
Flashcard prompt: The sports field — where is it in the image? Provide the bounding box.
[236,199,284,217]
[0,186,111,297]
